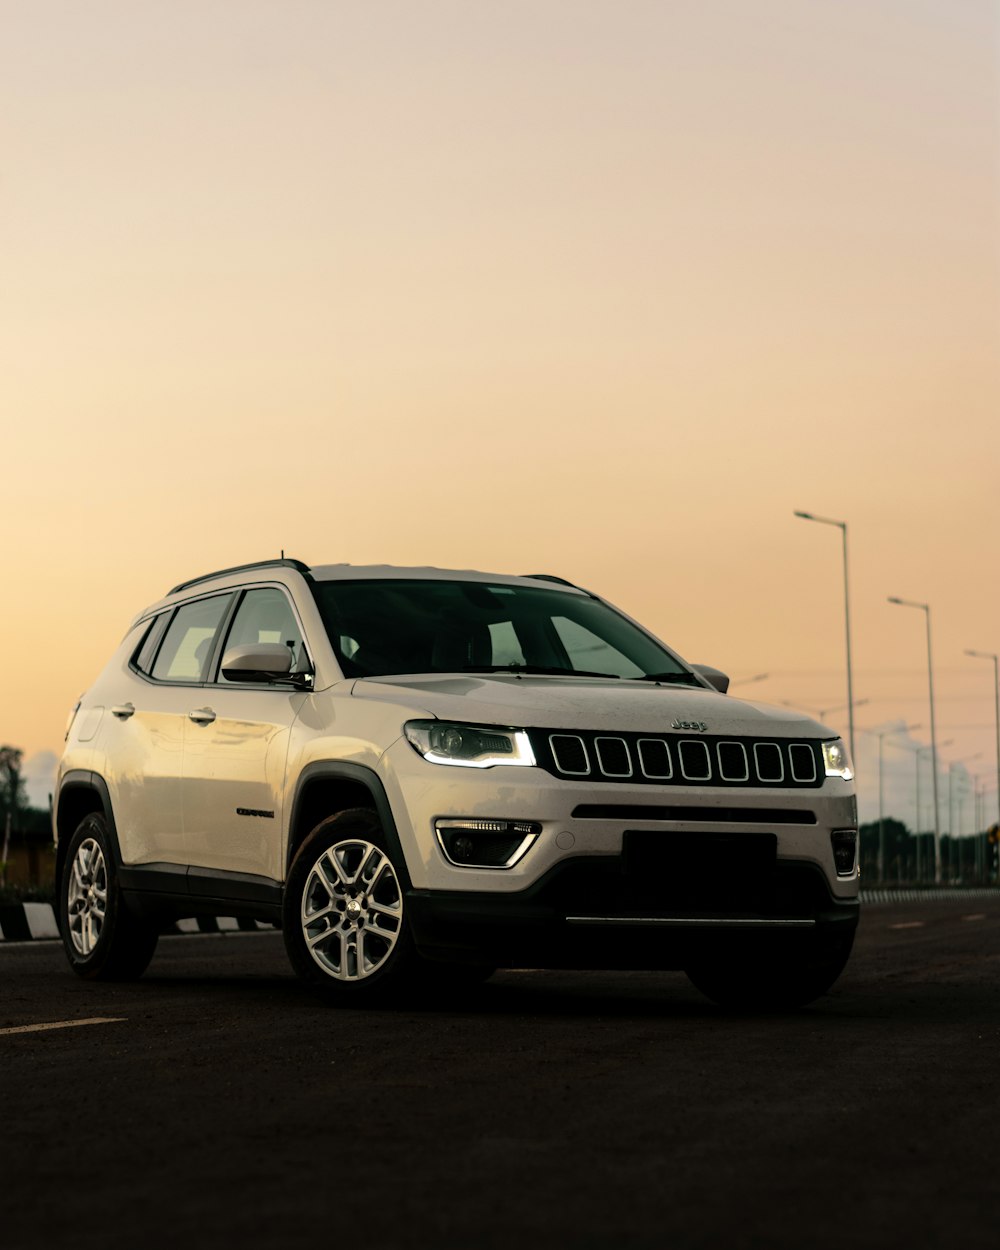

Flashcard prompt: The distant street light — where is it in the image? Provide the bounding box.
[899,738,953,884]
[859,723,921,884]
[794,511,856,769]
[889,597,942,883]
[818,697,870,723]
[730,673,769,688]
[948,755,981,881]
[964,649,1000,830]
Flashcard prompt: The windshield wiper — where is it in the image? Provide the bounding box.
[455,664,621,679]
[635,671,704,685]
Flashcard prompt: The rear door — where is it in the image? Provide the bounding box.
[104,594,233,868]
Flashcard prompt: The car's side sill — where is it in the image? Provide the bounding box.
[566,915,817,928]
[119,862,283,924]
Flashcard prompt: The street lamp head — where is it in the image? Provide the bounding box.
[795,510,845,530]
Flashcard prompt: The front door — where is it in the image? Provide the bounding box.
[181,586,310,882]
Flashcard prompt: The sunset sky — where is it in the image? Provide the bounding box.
[3,0,998,829]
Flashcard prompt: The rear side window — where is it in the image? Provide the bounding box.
[133,614,170,676]
[151,595,232,683]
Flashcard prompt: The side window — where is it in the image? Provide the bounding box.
[217,587,307,682]
[133,614,170,676]
[151,596,232,684]
[551,616,643,678]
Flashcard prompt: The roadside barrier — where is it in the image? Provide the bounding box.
[4,888,1000,942]
[0,903,267,942]
[859,887,1000,904]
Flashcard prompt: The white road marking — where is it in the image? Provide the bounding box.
[962,914,986,922]
[889,921,926,930]
[0,1017,126,1037]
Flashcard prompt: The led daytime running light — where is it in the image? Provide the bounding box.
[404,720,537,768]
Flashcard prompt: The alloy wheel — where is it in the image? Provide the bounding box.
[301,839,403,981]
[67,837,108,957]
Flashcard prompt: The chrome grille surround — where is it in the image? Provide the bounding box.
[531,730,825,788]
[548,734,591,776]
[678,740,712,781]
[789,743,819,784]
[637,738,672,779]
[753,741,785,784]
[717,741,750,783]
[594,736,632,778]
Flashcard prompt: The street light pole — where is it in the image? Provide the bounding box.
[794,511,856,769]
[889,598,942,883]
[965,650,1000,830]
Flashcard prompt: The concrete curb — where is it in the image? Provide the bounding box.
[0,903,270,943]
[859,887,1000,905]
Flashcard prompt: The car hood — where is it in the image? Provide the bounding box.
[351,673,829,738]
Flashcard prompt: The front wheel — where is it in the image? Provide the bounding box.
[59,812,159,980]
[283,809,421,1004]
[685,933,854,1011]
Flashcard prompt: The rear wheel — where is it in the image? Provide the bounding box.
[685,933,854,1010]
[59,813,159,981]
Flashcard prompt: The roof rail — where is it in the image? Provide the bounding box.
[521,572,601,601]
[168,558,311,596]
[521,573,579,588]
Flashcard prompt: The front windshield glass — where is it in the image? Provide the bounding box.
[310,579,692,681]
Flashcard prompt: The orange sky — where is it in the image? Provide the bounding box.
[2,0,998,826]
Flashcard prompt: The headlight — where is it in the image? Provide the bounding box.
[822,738,854,781]
[404,720,536,768]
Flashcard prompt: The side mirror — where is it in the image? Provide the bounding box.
[691,664,730,694]
[221,643,294,683]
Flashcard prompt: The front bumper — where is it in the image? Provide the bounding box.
[406,855,859,970]
[379,737,860,897]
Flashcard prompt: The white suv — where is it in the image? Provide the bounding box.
[55,559,859,1008]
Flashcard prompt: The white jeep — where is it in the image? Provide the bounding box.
[55,559,859,1008]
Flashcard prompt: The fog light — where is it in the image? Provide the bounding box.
[436,819,541,869]
[831,829,858,876]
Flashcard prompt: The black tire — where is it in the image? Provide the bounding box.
[685,933,854,1011]
[283,808,423,1005]
[59,812,159,981]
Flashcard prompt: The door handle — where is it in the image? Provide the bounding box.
[111,703,135,720]
[188,707,216,725]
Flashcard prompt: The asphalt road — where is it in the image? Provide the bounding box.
[3,900,1000,1250]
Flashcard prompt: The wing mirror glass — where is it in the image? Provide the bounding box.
[691,664,730,694]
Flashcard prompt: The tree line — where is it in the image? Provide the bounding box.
[1,745,52,839]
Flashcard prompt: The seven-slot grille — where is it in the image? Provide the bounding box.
[529,730,825,788]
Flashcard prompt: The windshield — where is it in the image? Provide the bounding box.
[310,579,693,681]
